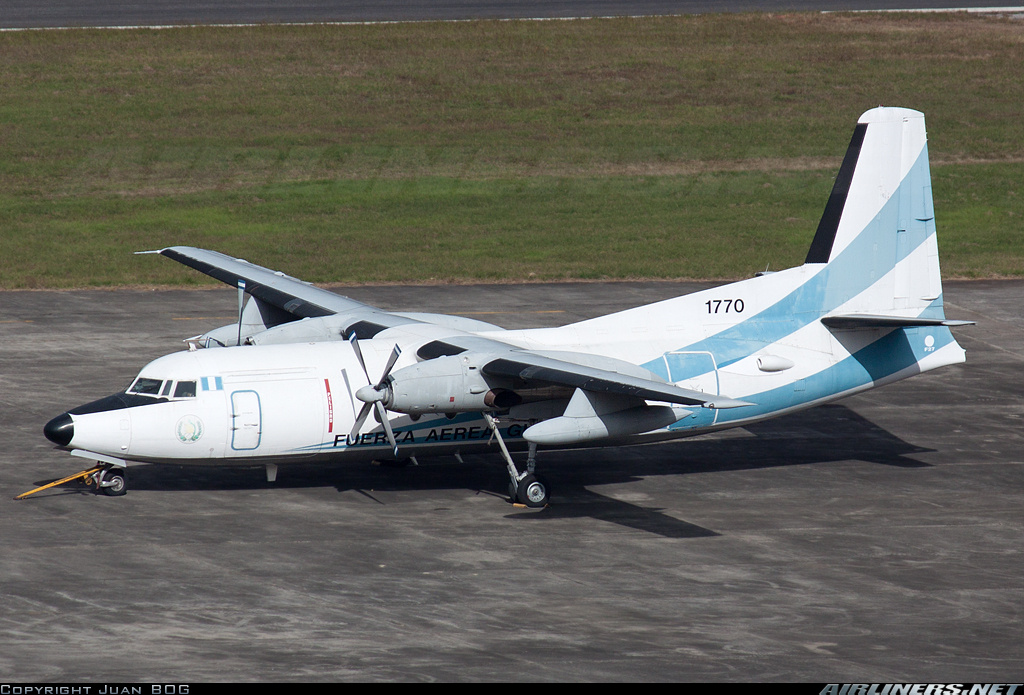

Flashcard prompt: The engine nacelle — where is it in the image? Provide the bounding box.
[522,405,690,445]
[249,315,349,346]
[190,295,319,348]
[193,316,341,348]
[383,354,520,414]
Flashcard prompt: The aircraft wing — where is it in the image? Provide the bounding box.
[480,351,752,409]
[409,336,752,410]
[150,246,383,317]
[152,247,752,411]
[151,246,513,339]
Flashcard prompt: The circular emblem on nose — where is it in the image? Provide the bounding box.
[176,415,204,443]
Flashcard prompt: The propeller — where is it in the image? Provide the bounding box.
[348,332,402,457]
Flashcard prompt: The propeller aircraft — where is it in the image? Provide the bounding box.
[36,108,972,507]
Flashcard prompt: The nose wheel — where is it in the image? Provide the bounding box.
[97,465,127,496]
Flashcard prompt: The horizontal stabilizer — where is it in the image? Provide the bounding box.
[822,314,975,329]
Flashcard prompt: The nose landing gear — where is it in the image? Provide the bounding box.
[95,465,127,496]
[15,463,126,499]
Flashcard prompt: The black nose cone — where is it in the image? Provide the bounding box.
[44,413,74,447]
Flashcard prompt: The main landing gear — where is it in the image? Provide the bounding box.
[483,413,549,508]
[511,472,550,508]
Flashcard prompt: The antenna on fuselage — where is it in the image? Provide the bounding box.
[236,279,246,346]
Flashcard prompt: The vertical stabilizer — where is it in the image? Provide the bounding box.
[806,107,945,318]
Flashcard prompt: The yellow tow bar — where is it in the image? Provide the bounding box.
[14,464,105,500]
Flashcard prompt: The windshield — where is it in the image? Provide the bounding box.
[127,377,198,399]
[127,377,163,396]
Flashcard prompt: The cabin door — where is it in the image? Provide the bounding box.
[230,390,262,451]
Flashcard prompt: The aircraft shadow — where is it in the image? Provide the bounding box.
[507,490,721,539]
[30,404,931,538]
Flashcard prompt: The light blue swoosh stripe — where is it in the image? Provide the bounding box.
[644,144,938,373]
[712,324,957,426]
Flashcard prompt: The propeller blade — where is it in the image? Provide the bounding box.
[350,401,373,440]
[377,344,402,388]
[376,402,400,458]
[348,332,372,384]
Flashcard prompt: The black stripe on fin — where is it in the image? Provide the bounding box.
[805,122,868,264]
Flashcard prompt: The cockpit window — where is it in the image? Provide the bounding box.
[174,381,197,398]
[161,381,174,397]
[128,377,163,396]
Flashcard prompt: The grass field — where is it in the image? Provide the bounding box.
[0,12,1021,287]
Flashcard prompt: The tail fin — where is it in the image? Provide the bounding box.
[808,107,947,320]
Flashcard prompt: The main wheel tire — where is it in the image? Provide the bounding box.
[100,468,127,496]
[515,474,549,508]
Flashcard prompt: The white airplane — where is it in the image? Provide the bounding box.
[39,107,972,507]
